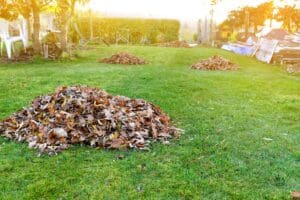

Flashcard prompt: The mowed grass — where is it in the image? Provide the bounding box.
[0,45,299,199]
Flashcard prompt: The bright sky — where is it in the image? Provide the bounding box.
[87,0,269,23]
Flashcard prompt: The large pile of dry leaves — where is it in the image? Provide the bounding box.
[0,86,179,155]
[99,52,147,65]
[191,55,239,71]
[160,41,191,48]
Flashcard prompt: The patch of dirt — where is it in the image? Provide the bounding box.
[0,47,34,63]
[0,42,62,63]
[0,86,179,155]
[99,52,147,65]
[191,55,239,71]
[159,41,191,48]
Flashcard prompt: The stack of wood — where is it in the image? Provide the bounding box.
[0,86,179,155]
[99,52,147,65]
[191,55,239,71]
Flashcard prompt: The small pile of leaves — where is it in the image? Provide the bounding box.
[18,46,34,60]
[0,86,179,155]
[160,41,191,48]
[99,52,147,65]
[191,55,239,71]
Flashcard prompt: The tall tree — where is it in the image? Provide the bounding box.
[276,5,298,32]
[295,9,300,30]
[1,0,56,54]
[30,0,54,54]
[56,0,89,51]
[226,9,245,30]
[249,1,274,31]
[221,1,274,34]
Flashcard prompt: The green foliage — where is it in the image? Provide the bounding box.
[220,1,274,33]
[72,17,180,44]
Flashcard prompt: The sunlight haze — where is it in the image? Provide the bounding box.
[88,0,270,22]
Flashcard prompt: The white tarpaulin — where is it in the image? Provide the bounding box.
[255,38,278,63]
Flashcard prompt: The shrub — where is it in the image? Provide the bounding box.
[70,17,180,44]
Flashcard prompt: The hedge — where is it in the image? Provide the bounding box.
[70,17,180,44]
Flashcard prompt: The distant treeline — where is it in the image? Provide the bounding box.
[70,17,181,44]
[219,1,300,34]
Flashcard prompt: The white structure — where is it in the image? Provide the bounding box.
[0,19,28,59]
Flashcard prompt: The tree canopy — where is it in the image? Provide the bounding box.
[276,5,300,32]
[220,1,300,34]
[0,0,18,20]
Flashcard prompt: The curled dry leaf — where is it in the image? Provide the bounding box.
[0,86,179,155]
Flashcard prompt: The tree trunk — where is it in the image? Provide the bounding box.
[89,10,93,40]
[59,10,73,52]
[244,10,249,39]
[59,0,75,52]
[32,1,41,54]
[60,19,68,52]
[26,17,31,42]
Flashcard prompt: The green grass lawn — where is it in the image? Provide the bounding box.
[0,45,299,199]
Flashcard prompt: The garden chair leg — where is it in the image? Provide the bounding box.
[12,42,15,53]
[5,40,12,59]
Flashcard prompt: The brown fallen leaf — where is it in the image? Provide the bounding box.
[292,191,300,200]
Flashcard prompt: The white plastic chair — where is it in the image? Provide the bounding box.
[0,19,25,59]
